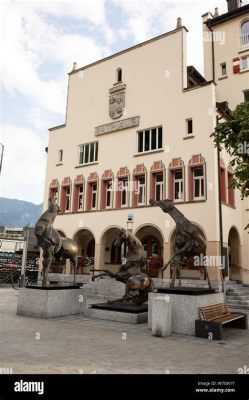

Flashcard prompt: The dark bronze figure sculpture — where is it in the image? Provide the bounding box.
[91,228,153,305]
[150,199,212,289]
[34,198,78,287]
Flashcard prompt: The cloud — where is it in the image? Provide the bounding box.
[1,1,113,116]
[0,125,47,204]
[114,0,227,72]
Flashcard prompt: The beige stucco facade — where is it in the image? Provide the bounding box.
[43,2,249,286]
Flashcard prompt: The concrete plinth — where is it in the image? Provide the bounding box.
[149,291,224,335]
[152,297,171,337]
[17,287,85,318]
[85,302,148,324]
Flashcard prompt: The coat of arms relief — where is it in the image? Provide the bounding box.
[109,84,126,119]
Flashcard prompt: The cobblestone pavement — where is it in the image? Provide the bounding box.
[0,288,248,374]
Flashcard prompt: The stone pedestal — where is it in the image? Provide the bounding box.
[17,287,85,318]
[152,297,171,337]
[85,302,148,324]
[149,291,224,335]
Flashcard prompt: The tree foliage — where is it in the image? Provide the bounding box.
[211,102,249,231]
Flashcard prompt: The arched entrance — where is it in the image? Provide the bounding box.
[228,227,241,281]
[169,224,206,280]
[99,227,124,270]
[73,229,95,273]
[136,225,163,277]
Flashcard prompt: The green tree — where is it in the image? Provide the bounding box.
[211,102,249,230]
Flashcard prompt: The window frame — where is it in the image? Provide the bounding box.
[173,170,184,202]
[241,20,249,47]
[137,126,163,153]
[77,184,84,211]
[65,186,71,212]
[241,55,249,71]
[137,175,146,206]
[105,180,113,209]
[186,118,193,135]
[155,173,164,202]
[78,141,98,165]
[58,149,63,163]
[221,62,227,77]
[121,179,128,207]
[193,167,205,200]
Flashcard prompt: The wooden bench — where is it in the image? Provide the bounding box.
[195,303,248,340]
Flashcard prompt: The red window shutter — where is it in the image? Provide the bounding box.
[220,168,226,203]
[116,180,121,208]
[101,181,107,209]
[73,185,79,212]
[233,57,240,74]
[169,171,174,201]
[87,183,92,211]
[60,187,66,212]
[133,176,138,207]
[151,173,156,200]
[228,173,235,207]
[189,168,194,201]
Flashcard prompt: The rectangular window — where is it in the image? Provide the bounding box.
[91,183,97,209]
[244,90,249,102]
[65,187,70,211]
[78,185,83,210]
[121,180,128,207]
[155,174,163,201]
[193,168,204,199]
[137,126,163,153]
[79,141,98,165]
[51,188,59,204]
[58,149,63,163]
[138,176,146,205]
[186,119,193,135]
[241,56,249,70]
[174,170,183,201]
[221,63,227,76]
[106,181,113,208]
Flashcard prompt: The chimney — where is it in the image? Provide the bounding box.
[72,62,78,71]
[226,0,242,13]
[176,17,182,28]
[214,7,219,17]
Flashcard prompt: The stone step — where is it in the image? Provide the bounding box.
[228,304,249,310]
[226,294,249,300]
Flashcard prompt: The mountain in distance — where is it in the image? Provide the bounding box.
[0,197,43,228]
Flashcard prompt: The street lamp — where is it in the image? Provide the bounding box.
[127,213,134,233]
[20,226,30,287]
[0,143,4,174]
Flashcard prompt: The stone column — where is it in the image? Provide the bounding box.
[152,296,171,337]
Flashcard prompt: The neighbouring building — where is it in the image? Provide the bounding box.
[43,0,249,289]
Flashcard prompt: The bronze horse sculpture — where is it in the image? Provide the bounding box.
[91,228,153,305]
[34,198,78,286]
[150,199,212,289]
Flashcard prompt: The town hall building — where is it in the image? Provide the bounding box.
[43,0,249,289]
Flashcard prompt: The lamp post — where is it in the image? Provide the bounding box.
[20,227,29,287]
[0,143,4,175]
[127,213,134,233]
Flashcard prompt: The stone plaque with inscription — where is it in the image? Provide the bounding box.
[95,116,140,136]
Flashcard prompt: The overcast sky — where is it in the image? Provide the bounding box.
[0,0,229,204]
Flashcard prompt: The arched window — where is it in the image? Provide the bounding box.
[241,20,249,46]
[116,68,122,83]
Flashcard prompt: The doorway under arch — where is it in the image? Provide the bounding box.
[135,225,163,276]
[228,227,241,281]
[99,226,124,270]
[73,229,95,273]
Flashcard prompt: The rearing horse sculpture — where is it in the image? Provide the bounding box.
[150,199,212,289]
[91,228,153,305]
[34,198,78,287]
